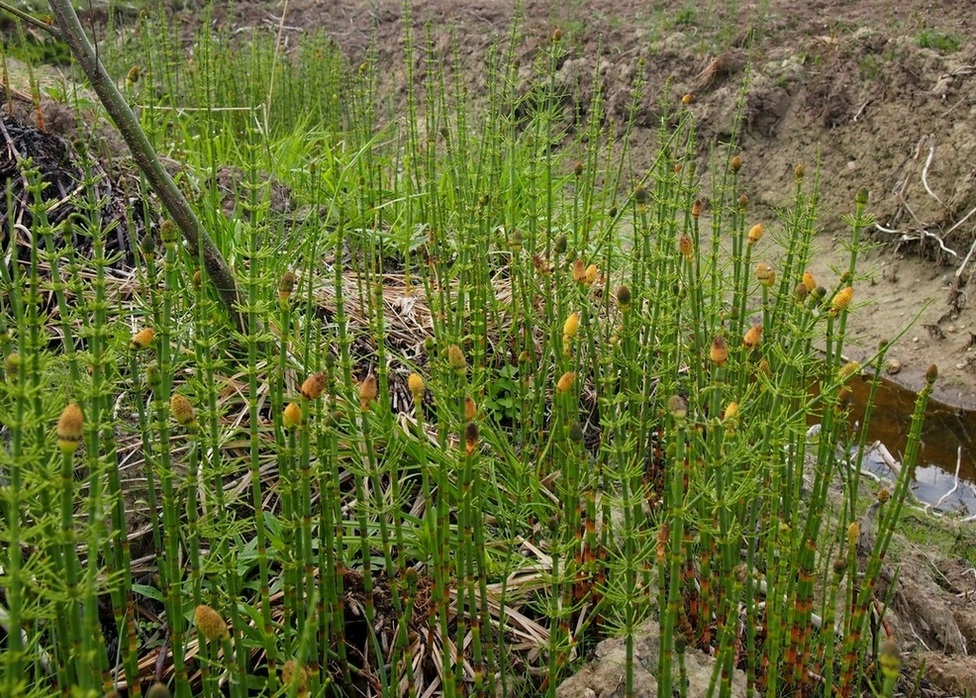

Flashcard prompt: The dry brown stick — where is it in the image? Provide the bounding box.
[955,235,976,282]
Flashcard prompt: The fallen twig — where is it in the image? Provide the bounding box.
[874,223,959,258]
[921,134,943,206]
[946,202,976,239]
[954,232,976,282]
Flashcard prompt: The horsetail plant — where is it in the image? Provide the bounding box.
[0,7,948,698]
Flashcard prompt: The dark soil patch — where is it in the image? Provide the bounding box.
[1,86,143,270]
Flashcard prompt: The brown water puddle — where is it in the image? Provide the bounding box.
[846,373,976,515]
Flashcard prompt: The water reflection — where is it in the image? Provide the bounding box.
[846,373,976,515]
[859,445,976,516]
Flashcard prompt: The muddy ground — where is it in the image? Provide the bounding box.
[203,0,976,410]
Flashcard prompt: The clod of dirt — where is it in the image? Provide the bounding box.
[693,48,748,93]
[875,548,976,695]
[805,69,853,128]
[556,619,748,698]
[912,652,976,696]
[744,77,792,137]
[0,102,139,269]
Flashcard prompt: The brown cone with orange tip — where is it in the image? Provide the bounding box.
[283,402,303,429]
[563,312,580,353]
[634,185,649,205]
[583,264,598,286]
[359,375,378,410]
[408,373,425,403]
[710,336,728,366]
[465,421,479,456]
[300,372,326,400]
[747,223,764,245]
[563,312,580,341]
[130,327,155,350]
[667,394,688,420]
[448,345,467,375]
[616,285,632,311]
[170,394,197,429]
[571,258,586,283]
[556,371,575,393]
[278,270,296,301]
[743,324,762,349]
[830,286,854,316]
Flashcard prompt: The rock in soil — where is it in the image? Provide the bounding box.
[556,619,747,698]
